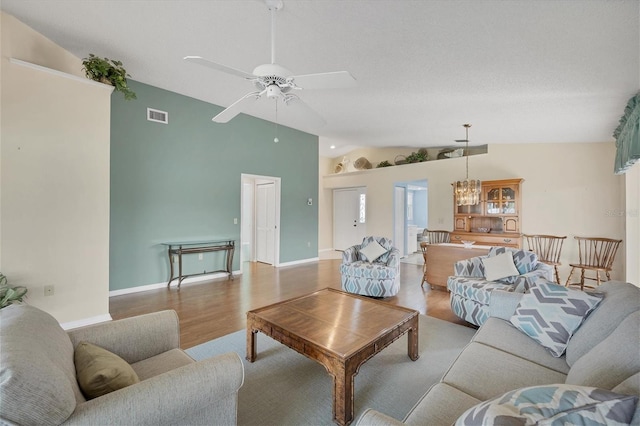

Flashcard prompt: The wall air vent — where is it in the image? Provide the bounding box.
[147,108,168,124]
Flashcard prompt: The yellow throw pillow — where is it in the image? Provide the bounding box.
[74,341,140,399]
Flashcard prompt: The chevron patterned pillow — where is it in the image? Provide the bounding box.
[455,384,638,426]
[510,280,603,357]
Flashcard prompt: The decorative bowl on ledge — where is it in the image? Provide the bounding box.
[477,227,491,233]
[461,240,475,249]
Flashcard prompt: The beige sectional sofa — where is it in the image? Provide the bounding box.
[356,281,640,425]
[0,305,244,426]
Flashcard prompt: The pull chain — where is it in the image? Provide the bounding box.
[274,100,279,143]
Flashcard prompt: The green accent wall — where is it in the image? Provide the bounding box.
[110,81,319,291]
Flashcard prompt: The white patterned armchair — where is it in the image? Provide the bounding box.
[340,236,400,297]
[447,246,553,326]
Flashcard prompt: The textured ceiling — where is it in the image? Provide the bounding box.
[2,0,638,158]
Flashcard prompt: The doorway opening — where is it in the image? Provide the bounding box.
[240,174,281,269]
[393,180,428,257]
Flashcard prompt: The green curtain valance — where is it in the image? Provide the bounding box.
[614,92,640,174]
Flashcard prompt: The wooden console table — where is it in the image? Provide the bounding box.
[162,239,235,288]
[425,243,491,291]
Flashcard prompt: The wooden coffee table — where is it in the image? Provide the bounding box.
[246,288,419,425]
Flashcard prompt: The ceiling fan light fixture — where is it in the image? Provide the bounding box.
[454,124,481,206]
[266,84,282,99]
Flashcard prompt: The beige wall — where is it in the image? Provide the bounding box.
[323,142,633,283]
[318,156,335,252]
[1,12,112,324]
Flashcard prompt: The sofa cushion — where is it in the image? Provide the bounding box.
[566,281,640,366]
[340,261,398,279]
[359,239,388,262]
[482,251,520,281]
[510,280,603,357]
[75,341,140,399]
[447,277,515,306]
[613,373,640,426]
[473,318,570,374]
[455,384,638,426]
[488,246,538,284]
[566,310,640,390]
[0,304,81,426]
[403,383,481,426]
[441,342,567,401]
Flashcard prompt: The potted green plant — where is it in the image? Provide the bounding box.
[0,273,27,309]
[405,151,429,163]
[82,54,137,100]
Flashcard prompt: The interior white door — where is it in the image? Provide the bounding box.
[394,186,406,257]
[333,188,367,250]
[256,182,275,264]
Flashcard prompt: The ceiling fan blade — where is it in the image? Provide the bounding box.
[184,56,256,80]
[282,94,327,128]
[288,71,356,90]
[212,90,264,123]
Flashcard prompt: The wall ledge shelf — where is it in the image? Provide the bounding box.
[9,58,115,92]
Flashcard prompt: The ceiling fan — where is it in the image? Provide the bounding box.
[184,0,356,126]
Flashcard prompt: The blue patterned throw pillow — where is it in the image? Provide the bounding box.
[510,280,603,357]
[455,384,638,426]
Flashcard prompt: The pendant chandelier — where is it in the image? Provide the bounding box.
[455,124,481,206]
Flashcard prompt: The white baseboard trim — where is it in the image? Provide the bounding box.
[109,270,243,297]
[277,257,319,267]
[61,314,112,330]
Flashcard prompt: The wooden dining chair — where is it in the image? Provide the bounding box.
[565,236,622,290]
[424,229,451,244]
[420,242,428,287]
[523,234,566,284]
[420,230,450,288]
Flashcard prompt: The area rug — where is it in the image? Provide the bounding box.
[186,315,475,426]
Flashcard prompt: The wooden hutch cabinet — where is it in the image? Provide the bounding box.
[451,178,523,248]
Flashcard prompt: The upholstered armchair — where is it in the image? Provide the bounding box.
[340,236,400,297]
[0,304,244,426]
[447,246,553,326]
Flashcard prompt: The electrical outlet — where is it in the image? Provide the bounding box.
[307,242,311,247]
[44,285,54,296]
[234,218,238,225]
[198,253,204,260]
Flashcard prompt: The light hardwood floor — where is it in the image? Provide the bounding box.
[109,258,471,349]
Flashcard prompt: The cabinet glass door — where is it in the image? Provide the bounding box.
[501,187,516,214]
[486,188,501,214]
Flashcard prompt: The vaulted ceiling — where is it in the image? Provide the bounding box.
[2,0,638,157]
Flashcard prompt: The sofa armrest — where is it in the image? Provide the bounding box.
[67,310,180,364]
[63,352,244,426]
[355,409,404,426]
[489,290,524,320]
[512,264,554,292]
[385,248,400,268]
[342,245,360,264]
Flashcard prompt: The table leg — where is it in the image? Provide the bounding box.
[408,316,420,361]
[167,247,174,287]
[330,363,355,426]
[227,242,235,280]
[246,328,257,362]
[177,248,184,288]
